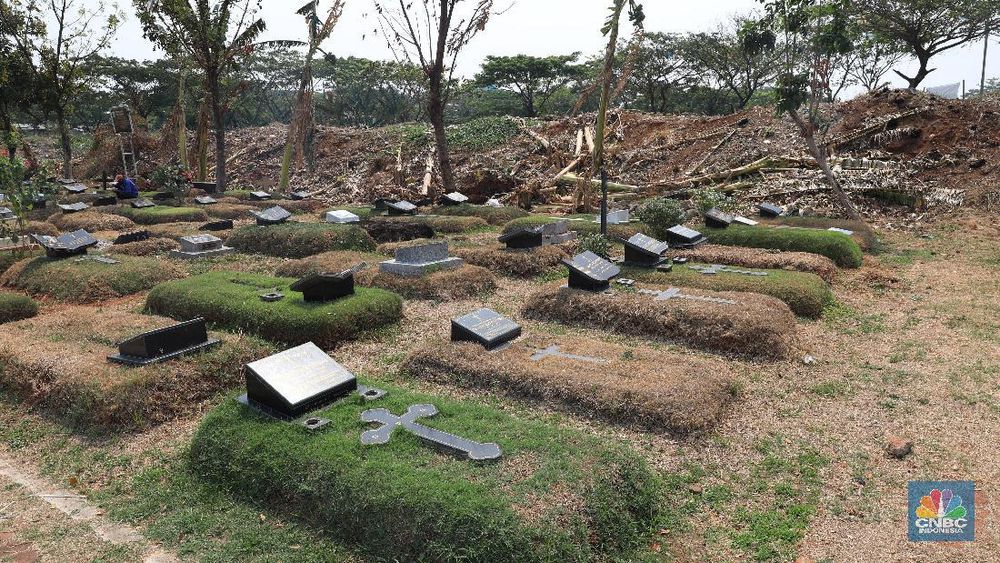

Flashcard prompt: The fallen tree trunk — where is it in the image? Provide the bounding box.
[556,173,639,193]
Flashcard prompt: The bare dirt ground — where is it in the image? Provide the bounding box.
[0,210,997,561]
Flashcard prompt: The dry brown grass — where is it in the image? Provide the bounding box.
[666,244,838,282]
[362,265,497,301]
[0,306,274,430]
[274,251,382,278]
[522,282,797,360]
[23,221,59,237]
[1,255,186,303]
[145,222,240,241]
[110,237,180,257]
[203,203,255,220]
[453,245,569,278]
[375,238,436,256]
[50,211,136,233]
[403,335,738,434]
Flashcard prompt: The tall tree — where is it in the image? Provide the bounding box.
[138,0,266,191]
[314,57,428,126]
[628,32,697,113]
[474,54,584,117]
[853,0,1000,89]
[4,0,121,178]
[0,3,37,160]
[373,0,494,198]
[846,32,904,92]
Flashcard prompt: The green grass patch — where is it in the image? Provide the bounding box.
[625,264,833,318]
[823,302,887,335]
[226,223,376,258]
[145,271,402,348]
[0,291,38,323]
[1,255,185,303]
[190,383,662,561]
[431,203,528,225]
[421,215,491,234]
[0,248,42,276]
[763,216,877,250]
[502,215,650,239]
[704,225,863,268]
[115,205,210,225]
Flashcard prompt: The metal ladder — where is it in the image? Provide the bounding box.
[110,106,138,178]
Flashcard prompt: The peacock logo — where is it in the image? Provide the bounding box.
[915,488,967,520]
[908,481,975,542]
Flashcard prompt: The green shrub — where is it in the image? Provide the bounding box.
[634,198,684,240]
[145,271,402,347]
[226,223,376,258]
[431,203,528,225]
[2,255,185,303]
[116,206,209,225]
[704,225,863,268]
[0,291,38,323]
[626,264,833,318]
[578,233,612,258]
[691,188,733,214]
[501,216,648,240]
[191,384,661,562]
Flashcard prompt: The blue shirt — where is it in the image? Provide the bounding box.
[117,178,139,197]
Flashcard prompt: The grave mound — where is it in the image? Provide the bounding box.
[190,384,661,561]
[0,249,42,276]
[145,271,402,347]
[226,223,375,258]
[115,206,210,225]
[110,237,180,256]
[365,264,497,301]
[363,217,436,243]
[203,203,255,220]
[430,203,528,225]
[704,225,863,268]
[664,244,838,282]
[23,221,59,237]
[453,244,569,278]
[522,282,796,360]
[0,307,273,430]
[761,216,877,249]
[625,264,833,318]
[50,211,136,232]
[144,222,227,241]
[501,216,649,240]
[274,251,383,278]
[404,334,737,434]
[1,255,185,303]
[423,215,489,234]
[0,292,38,324]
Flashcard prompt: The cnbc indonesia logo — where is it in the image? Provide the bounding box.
[908,481,975,542]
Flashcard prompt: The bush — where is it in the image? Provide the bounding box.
[431,204,528,225]
[145,271,402,347]
[446,116,522,150]
[633,198,684,240]
[190,384,661,561]
[2,255,185,303]
[115,206,210,225]
[704,225,863,268]
[578,233,612,258]
[148,163,193,198]
[691,188,732,214]
[227,223,376,258]
[0,291,38,323]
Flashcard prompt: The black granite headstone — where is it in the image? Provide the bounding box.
[250,191,272,201]
[201,219,234,231]
[58,202,89,214]
[563,251,621,291]
[108,318,220,366]
[152,192,174,201]
[32,229,98,258]
[290,269,356,302]
[386,200,417,216]
[498,226,544,250]
[243,342,358,419]
[759,203,783,218]
[622,233,670,267]
[131,198,156,209]
[704,208,735,229]
[192,181,217,194]
[441,192,469,206]
[113,230,150,245]
[372,198,395,212]
[451,308,522,350]
[32,195,47,209]
[289,191,310,200]
[252,205,292,226]
[664,225,707,249]
[93,194,118,207]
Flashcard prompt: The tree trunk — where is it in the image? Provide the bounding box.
[176,72,188,169]
[280,62,314,190]
[896,51,933,90]
[791,110,863,222]
[427,75,454,198]
[56,106,72,178]
[194,98,211,181]
[209,75,226,192]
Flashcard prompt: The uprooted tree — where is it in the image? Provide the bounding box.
[373,0,494,199]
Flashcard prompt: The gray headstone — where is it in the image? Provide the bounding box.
[194,196,218,205]
[379,241,464,277]
[253,205,292,225]
[325,210,360,224]
[171,234,233,260]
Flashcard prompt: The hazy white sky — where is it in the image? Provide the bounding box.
[96,0,999,96]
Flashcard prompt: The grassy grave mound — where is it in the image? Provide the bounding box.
[146,222,227,241]
[2,255,185,303]
[274,250,383,278]
[665,243,838,282]
[502,215,649,239]
[191,385,661,562]
[404,335,737,434]
[362,264,497,301]
[431,204,528,225]
[423,215,490,234]
[50,210,136,232]
[110,237,180,257]
[0,307,273,430]
[522,282,796,360]
[276,199,326,214]
[454,244,569,278]
[0,292,38,323]
[376,237,436,256]
[145,271,402,347]
[762,216,877,249]
[363,217,436,243]
[704,225,863,268]
[116,206,210,225]
[625,264,833,318]
[226,223,375,258]
[0,249,42,276]
[203,203,255,220]
[23,221,60,237]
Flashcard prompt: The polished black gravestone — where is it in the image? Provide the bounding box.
[289,266,360,302]
[152,192,175,201]
[622,233,669,267]
[451,308,522,350]
[93,194,118,207]
[32,230,98,258]
[107,318,220,366]
[201,219,234,231]
[498,226,543,250]
[441,192,469,206]
[32,195,47,209]
[386,200,417,216]
[64,183,87,194]
[131,198,156,209]
[361,404,502,461]
[58,202,89,214]
[243,342,358,419]
[194,196,218,205]
[192,180,218,194]
[563,251,621,291]
[704,208,735,229]
[113,230,150,245]
[759,203,784,217]
[250,191,272,201]
[372,198,395,212]
[289,190,310,200]
[664,225,707,249]
[252,205,292,226]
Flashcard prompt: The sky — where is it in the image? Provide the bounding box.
[92,0,1000,97]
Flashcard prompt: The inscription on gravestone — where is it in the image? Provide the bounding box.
[108,318,220,366]
[170,234,234,259]
[290,265,362,302]
[759,203,783,217]
[360,404,502,461]
[131,198,156,209]
[441,192,469,205]
[380,241,463,277]
[194,196,218,205]
[563,251,621,291]
[64,183,87,194]
[250,191,272,201]
[243,342,358,419]
[664,225,707,249]
[325,209,360,224]
[540,220,576,245]
[622,233,669,267]
[451,308,522,350]
[386,200,417,216]
[252,205,292,226]
[32,230,98,258]
[58,202,89,213]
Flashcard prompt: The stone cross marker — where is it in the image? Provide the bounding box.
[563,251,621,291]
[530,345,608,364]
[360,404,502,462]
[689,264,768,277]
[638,287,737,305]
[733,215,759,226]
